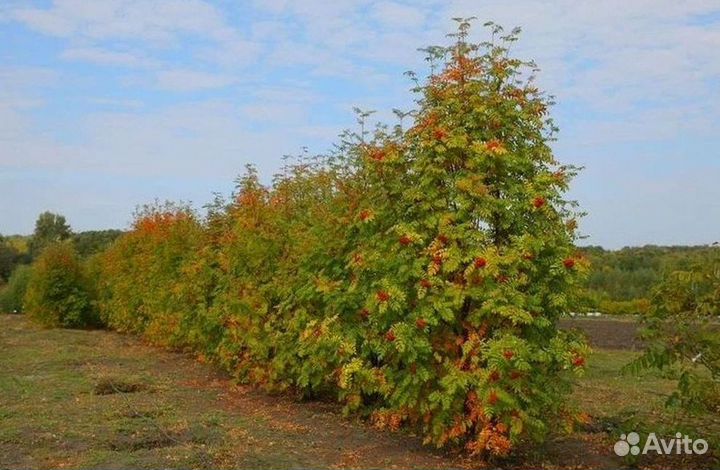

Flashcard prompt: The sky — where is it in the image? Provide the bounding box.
[1,0,719,248]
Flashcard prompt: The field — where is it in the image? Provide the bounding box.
[0,314,716,470]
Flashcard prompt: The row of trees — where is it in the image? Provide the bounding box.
[0,213,122,313]
[576,245,720,315]
[10,21,590,457]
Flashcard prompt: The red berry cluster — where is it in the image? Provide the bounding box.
[377,291,390,302]
[399,235,412,246]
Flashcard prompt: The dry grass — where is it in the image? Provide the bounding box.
[0,314,716,469]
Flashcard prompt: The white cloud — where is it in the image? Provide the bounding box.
[372,1,426,29]
[13,0,224,42]
[11,0,261,69]
[239,103,306,123]
[0,66,58,90]
[60,47,151,67]
[87,97,144,109]
[154,69,237,91]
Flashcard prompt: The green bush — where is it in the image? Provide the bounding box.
[24,242,100,328]
[626,260,720,413]
[96,202,211,346]
[95,21,589,457]
[598,298,651,316]
[0,264,32,313]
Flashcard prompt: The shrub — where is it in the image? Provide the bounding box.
[314,20,589,454]
[626,260,720,414]
[0,264,32,313]
[90,20,590,457]
[598,298,651,316]
[97,202,213,348]
[0,235,22,282]
[24,242,99,328]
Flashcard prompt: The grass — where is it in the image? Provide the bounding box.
[0,314,717,469]
[572,349,720,455]
[0,315,456,469]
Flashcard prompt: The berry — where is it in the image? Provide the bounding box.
[489,370,501,382]
[488,391,499,405]
[359,209,373,222]
[416,318,428,329]
[377,291,390,302]
[533,197,546,208]
[399,235,412,246]
[432,255,443,266]
[360,309,370,320]
[510,370,522,380]
[485,139,504,153]
[503,350,514,360]
[385,330,396,342]
[474,257,487,269]
[437,234,449,244]
[419,279,432,289]
[572,356,585,367]
[433,129,448,140]
[369,149,386,161]
[563,258,576,269]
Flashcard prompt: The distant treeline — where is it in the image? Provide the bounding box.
[0,215,124,312]
[1,227,124,279]
[576,244,720,314]
[3,216,717,317]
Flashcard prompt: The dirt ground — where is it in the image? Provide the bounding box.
[561,316,643,350]
[0,314,715,469]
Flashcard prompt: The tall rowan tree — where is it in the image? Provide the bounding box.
[338,19,589,455]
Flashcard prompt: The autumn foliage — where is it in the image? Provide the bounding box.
[51,20,590,456]
[24,242,99,328]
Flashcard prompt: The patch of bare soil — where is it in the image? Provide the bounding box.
[561,317,643,350]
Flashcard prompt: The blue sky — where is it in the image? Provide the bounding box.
[1,0,719,248]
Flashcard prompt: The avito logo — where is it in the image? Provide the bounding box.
[614,432,708,456]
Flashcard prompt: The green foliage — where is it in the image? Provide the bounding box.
[89,21,589,457]
[625,257,720,414]
[96,202,213,349]
[0,264,32,313]
[28,211,73,258]
[4,234,31,254]
[597,298,651,316]
[576,245,719,314]
[0,235,28,283]
[24,242,100,328]
[72,229,124,258]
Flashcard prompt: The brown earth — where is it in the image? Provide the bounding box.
[561,317,643,350]
[1,314,715,469]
